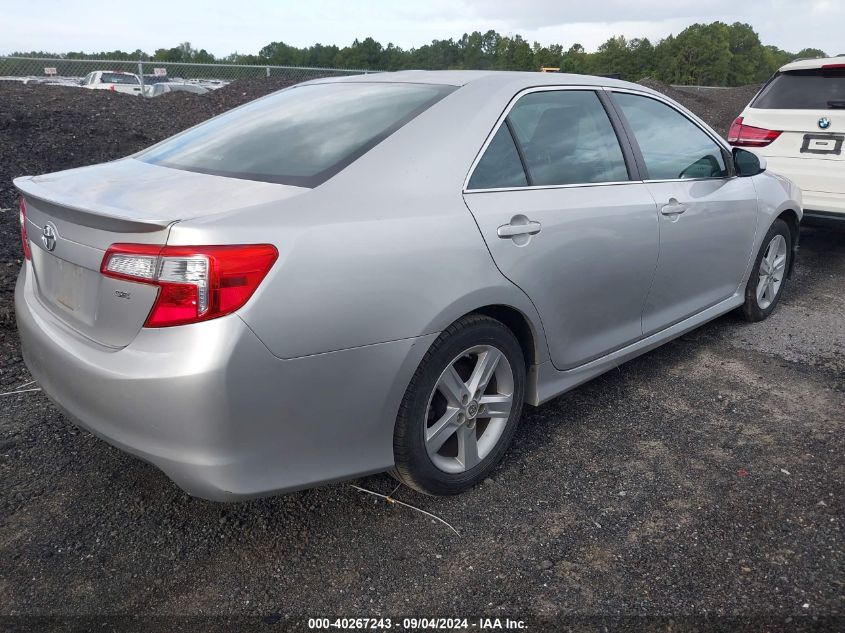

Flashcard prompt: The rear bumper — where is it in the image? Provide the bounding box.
[761,155,845,215]
[15,264,435,501]
[803,209,845,229]
[802,193,845,217]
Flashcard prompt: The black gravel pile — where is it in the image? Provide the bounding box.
[637,78,761,137]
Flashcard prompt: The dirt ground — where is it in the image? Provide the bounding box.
[0,77,842,632]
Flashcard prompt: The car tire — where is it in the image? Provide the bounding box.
[741,219,792,322]
[392,314,526,495]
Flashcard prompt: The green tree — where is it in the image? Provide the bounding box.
[559,44,588,74]
[12,22,833,87]
[336,37,384,69]
[726,22,765,85]
[795,47,828,59]
[657,23,732,85]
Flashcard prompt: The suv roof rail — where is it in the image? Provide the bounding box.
[794,54,845,61]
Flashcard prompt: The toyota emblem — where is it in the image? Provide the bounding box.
[41,223,57,252]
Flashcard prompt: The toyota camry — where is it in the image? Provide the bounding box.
[15,71,802,500]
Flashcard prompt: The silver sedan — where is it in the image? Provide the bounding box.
[14,71,802,500]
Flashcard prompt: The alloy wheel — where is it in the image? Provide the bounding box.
[424,345,514,474]
[756,234,787,309]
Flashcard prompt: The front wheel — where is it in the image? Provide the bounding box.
[741,219,792,322]
[392,314,526,495]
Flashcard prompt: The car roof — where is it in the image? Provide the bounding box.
[306,69,660,95]
[779,56,845,72]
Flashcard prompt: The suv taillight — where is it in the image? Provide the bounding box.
[728,116,782,147]
[19,197,31,260]
[101,244,278,327]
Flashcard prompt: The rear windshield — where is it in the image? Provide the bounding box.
[752,68,845,109]
[137,82,455,187]
[101,72,140,85]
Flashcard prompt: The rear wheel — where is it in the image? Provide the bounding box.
[392,314,526,495]
[741,219,792,322]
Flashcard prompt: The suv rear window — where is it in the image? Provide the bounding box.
[752,69,845,109]
[138,82,454,187]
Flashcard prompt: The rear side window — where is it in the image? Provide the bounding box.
[467,126,527,189]
[752,69,845,109]
[101,72,139,85]
[508,91,629,186]
[614,93,728,180]
[138,82,454,187]
[468,90,629,189]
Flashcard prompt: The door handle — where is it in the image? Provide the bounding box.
[660,198,688,216]
[497,215,542,239]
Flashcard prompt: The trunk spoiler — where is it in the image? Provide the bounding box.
[15,175,172,233]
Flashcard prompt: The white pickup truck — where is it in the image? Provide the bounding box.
[79,71,143,95]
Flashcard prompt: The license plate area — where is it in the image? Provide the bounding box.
[31,247,99,325]
[801,134,843,155]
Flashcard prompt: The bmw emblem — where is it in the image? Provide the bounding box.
[818,117,831,130]
[41,223,57,252]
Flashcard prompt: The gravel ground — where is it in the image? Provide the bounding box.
[0,78,843,632]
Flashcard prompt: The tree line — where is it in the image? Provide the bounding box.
[12,21,833,86]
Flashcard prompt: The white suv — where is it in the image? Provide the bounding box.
[729,56,844,224]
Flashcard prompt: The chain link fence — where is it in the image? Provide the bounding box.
[0,56,375,91]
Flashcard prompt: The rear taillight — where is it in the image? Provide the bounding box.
[727,116,782,147]
[822,63,845,69]
[101,244,278,327]
[19,197,31,260]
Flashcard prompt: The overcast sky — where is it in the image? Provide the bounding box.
[3,0,842,57]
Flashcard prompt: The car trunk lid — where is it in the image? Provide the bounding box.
[16,158,306,347]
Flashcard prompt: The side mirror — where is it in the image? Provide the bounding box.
[733,147,767,177]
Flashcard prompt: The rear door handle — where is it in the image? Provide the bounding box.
[497,215,542,239]
[660,198,688,216]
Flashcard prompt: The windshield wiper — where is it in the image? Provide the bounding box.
[828,100,845,108]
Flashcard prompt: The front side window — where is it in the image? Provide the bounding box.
[614,92,728,180]
[138,82,454,187]
[752,69,845,109]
